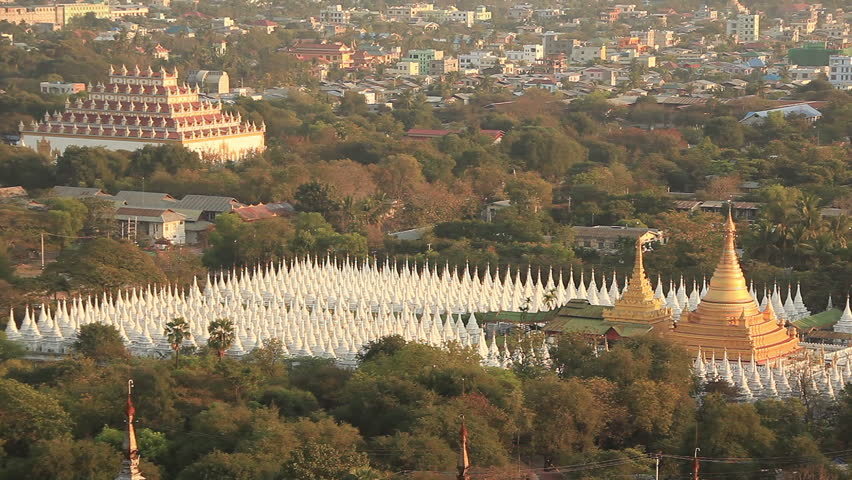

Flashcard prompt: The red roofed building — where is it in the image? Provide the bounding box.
[232,202,294,221]
[252,19,277,33]
[287,41,354,68]
[152,44,170,61]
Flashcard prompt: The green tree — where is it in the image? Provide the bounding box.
[72,323,128,362]
[503,126,587,178]
[164,317,191,368]
[54,146,129,188]
[294,181,341,216]
[45,238,166,292]
[704,116,744,148]
[27,436,120,480]
[357,335,408,363]
[129,144,201,177]
[281,441,370,480]
[46,197,88,244]
[0,378,72,456]
[207,318,235,360]
[95,426,169,462]
[504,172,553,213]
[339,91,369,116]
[524,375,606,466]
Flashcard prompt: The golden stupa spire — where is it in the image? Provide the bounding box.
[664,205,800,363]
[602,233,671,327]
[700,206,754,307]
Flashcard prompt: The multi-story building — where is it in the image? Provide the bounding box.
[507,4,532,20]
[505,44,544,64]
[0,2,110,27]
[473,6,491,21]
[403,49,443,75]
[110,4,148,19]
[600,7,621,23]
[19,65,265,161]
[387,60,420,76]
[287,41,354,68]
[55,2,110,26]
[0,5,56,25]
[788,65,828,82]
[428,57,458,75]
[828,55,852,90]
[542,32,574,56]
[570,44,606,63]
[694,4,717,20]
[320,4,350,24]
[726,14,760,43]
[386,3,433,22]
[459,51,501,71]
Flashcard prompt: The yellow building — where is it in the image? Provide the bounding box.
[665,211,800,363]
[56,3,111,26]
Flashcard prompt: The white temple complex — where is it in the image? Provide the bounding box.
[19,65,265,161]
[4,255,844,401]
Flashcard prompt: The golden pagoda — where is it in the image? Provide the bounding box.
[602,233,672,330]
[665,209,800,363]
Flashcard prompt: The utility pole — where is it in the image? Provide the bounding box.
[693,448,701,480]
[40,232,45,269]
[655,453,661,480]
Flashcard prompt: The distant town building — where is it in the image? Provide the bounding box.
[287,41,354,68]
[185,70,230,94]
[570,44,606,63]
[0,2,110,28]
[116,207,186,244]
[403,49,443,74]
[573,226,664,253]
[320,4,350,24]
[739,103,823,125]
[726,13,760,43]
[39,81,86,95]
[828,55,852,90]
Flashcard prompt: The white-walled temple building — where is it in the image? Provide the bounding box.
[20,65,265,161]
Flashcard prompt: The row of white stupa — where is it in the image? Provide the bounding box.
[694,348,852,401]
[3,256,817,368]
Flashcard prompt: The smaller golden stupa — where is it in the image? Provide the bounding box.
[665,209,800,363]
[602,233,672,330]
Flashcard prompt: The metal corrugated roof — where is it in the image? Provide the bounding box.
[176,194,242,212]
[114,191,177,209]
[794,309,842,330]
[115,207,185,223]
[52,186,107,197]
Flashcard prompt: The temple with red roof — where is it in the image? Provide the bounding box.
[20,65,265,162]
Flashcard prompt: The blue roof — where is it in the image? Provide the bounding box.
[746,58,766,67]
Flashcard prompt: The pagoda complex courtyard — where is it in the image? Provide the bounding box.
[18,65,265,161]
[5,211,850,401]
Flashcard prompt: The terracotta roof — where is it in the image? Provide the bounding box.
[0,186,27,198]
[233,204,277,221]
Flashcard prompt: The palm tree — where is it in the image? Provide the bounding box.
[745,220,782,263]
[796,194,824,234]
[543,287,558,311]
[827,215,850,249]
[207,318,235,361]
[164,317,191,368]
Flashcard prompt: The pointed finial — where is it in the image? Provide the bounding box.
[457,414,470,480]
